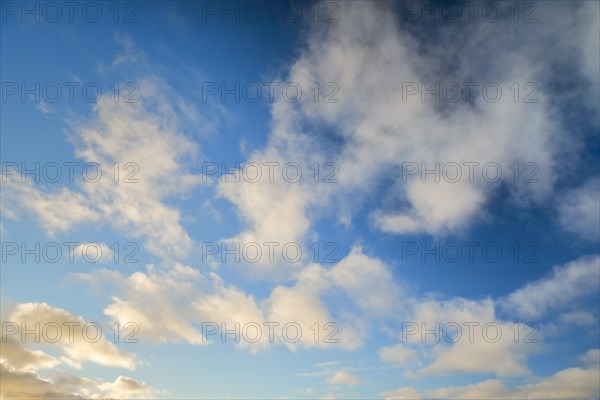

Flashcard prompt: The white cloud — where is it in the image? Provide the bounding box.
[379,386,423,400]
[216,150,313,278]
[373,180,487,234]
[571,2,600,91]
[327,247,403,316]
[264,247,405,350]
[67,80,204,259]
[378,254,599,380]
[35,101,51,115]
[1,177,100,236]
[557,177,600,242]
[7,302,137,370]
[380,350,600,399]
[0,364,159,399]
[327,371,360,386]
[408,298,537,377]
[3,40,206,261]
[191,273,268,351]
[77,264,272,349]
[502,255,600,319]
[75,247,403,352]
[98,264,207,346]
[95,375,158,399]
[1,303,158,399]
[580,348,600,367]
[0,336,60,372]
[218,0,598,248]
[378,344,419,366]
[0,365,80,399]
[71,242,114,264]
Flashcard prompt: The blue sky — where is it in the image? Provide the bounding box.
[1,1,599,399]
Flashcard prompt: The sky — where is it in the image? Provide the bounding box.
[0,0,599,398]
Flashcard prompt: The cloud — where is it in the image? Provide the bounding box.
[327,247,404,317]
[1,305,159,399]
[571,2,600,91]
[264,246,406,350]
[372,180,487,234]
[96,375,158,399]
[0,336,60,372]
[379,386,424,400]
[77,264,270,349]
[0,365,82,399]
[1,177,100,236]
[191,273,268,351]
[75,247,404,352]
[96,264,207,346]
[376,253,599,380]
[0,364,159,399]
[216,0,599,250]
[6,302,137,370]
[216,150,313,278]
[580,348,600,366]
[327,371,360,386]
[380,349,600,399]
[66,78,204,259]
[3,39,206,261]
[71,242,114,264]
[407,298,537,377]
[557,177,600,242]
[35,101,51,115]
[378,344,419,366]
[501,255,600,319]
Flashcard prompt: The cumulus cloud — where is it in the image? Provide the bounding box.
[95,375,158,399]
[71,242,115,264]
[557,177,600,242]
[0,365,81,400]
[4,3,597,397]
[0,364,159,399]
[406,298,538,377]
[327,371,360,386]
[264,246,406,350]
[69,78,204,259]
[75,247,404,352]
[0,177,100,236]
[3,38,205,261]
[6,302,137,370]
[215,0,599,258]
[90,264,207,346]
[501,255,600,319]
[77,264,275,349]
[378,344,419,366]
[1,304,159,399]
[0,336,60,372]
[376,253,599,381]
[379,349,600,399]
